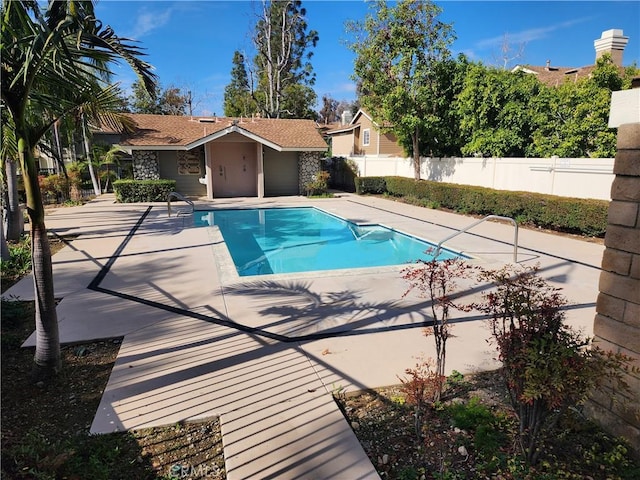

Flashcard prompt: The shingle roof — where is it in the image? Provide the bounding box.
[324,109,392,136]
[513,63,626,87]
[325,124,358,135]
[113,114,328,150]
[513,64,596,86]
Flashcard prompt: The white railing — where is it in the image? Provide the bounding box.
[167,192,194,217]
[434,215,519,263]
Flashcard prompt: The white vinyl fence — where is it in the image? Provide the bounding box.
[349,155,615,200]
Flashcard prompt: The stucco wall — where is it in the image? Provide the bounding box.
[331,132,354,157]
[264,149,299,196]
[158,149,206,196]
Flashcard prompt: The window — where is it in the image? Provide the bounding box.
[362,128,370,147]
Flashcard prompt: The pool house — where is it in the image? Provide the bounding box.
[95,114,328,198]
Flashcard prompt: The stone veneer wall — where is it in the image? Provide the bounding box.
[298,152,322,194]
[587,123,640,453]
[132,151,160,180]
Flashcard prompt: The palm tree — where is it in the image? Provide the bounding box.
[1,110,22,242]
[1,0,156,378]
[92,144,127,193]
[76,83,137,196]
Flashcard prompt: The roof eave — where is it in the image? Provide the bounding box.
[326,125,358,135]
[118,144,189,153]
[280,147,328,152]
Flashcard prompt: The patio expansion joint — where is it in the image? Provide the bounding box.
[84,206,371,345]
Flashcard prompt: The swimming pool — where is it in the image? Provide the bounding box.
[194,207,466,276]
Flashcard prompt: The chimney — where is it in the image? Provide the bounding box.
[341,110,353,126]
[545,59,551,71]
[594,29,629,66]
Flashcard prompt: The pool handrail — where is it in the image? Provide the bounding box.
[434,215,519,263]
[167,192,195,217]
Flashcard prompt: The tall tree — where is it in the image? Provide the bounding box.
[223,51,257,117]
[492,33,526,70]
[158,86,189,115]
[279,82,317,119]
[348,0,455,180]
[318,94,339,124]
[129,79,158,113]
[531,55,639,158]
[251,0,319,118]
[337,99,360,117]
[422,53,470,158]
[457,63,543,157]
[1,0,156,378]
[129,80,188,115]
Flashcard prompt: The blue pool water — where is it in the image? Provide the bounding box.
[194,207,465,276]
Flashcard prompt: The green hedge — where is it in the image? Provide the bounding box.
[355,176,387,194]
[359,176,608,237]
[113,180,177,203]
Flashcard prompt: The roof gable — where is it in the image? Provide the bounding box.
[350,109,375,126]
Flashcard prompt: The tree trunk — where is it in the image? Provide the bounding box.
[17,134,61,378]
[413,128,421,180]
[5,158,23,241]
[53,121,64,175]
[31,219,60,375]
[82,116,101,197]
[1,208,9,262]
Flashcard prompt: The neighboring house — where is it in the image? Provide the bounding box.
[326,109,404,158]
[512,29,630,86]
[95,114,328,199]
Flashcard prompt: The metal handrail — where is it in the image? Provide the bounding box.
[434,215,519,263]
[167,191,195,217]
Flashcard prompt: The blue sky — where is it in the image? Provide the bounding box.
[95,1,640,116]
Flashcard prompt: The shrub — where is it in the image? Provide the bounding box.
[359,176,607,237]
[67,162,85,201]
[475,264,637,465]
[38,174,69,203]
[355,176,387,194]
[305,171,330,196]
[402,258,477,401]
[398,358,442,443]
[324,157,358,192]
[0,235,31,281]
[113,180,176,203]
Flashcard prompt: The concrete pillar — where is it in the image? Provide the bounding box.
[587,86,640,453]
[257,143,264,199]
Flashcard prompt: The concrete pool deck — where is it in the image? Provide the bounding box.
[3,193,605,479]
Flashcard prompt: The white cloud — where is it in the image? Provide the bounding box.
[130,6,173,39]
[456,49,477,60]
[335,82,357,94]
[474,17,592,50]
